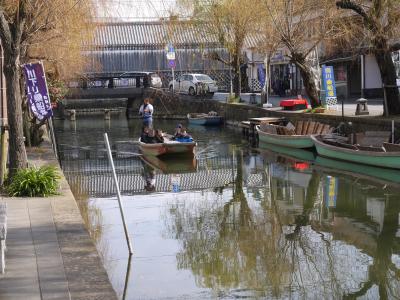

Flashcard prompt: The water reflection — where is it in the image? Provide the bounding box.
[164,149,400,298]
[54,116,400,299]
[142,160,156,192]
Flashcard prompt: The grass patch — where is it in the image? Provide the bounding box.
[7,166,60,197]
[304,106,326,113]
[227,94,241,103]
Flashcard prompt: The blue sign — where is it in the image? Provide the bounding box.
[322,65,337,101]
[168,59,176,68]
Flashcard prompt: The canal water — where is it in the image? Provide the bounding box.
[54,114,400,300]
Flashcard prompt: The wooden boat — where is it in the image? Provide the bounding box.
[311,134,400,169]
[256,120,333,149]
[141,155,197,174]
[187,112,223,126]
[138,136,196,157]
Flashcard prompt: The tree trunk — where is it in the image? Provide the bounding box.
[232,54,241,98]
[295,62,320,108]
[4,52,27,178]
[374,50,400,115]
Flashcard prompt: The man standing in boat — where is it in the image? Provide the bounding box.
[139,98,154,129]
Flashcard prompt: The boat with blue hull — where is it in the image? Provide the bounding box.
[187,113,223,126]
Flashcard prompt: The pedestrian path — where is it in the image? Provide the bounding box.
[0,141,117,300]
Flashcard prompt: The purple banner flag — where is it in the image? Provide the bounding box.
[23,63,53,121]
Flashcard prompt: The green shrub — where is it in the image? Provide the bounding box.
[227,94,241,103]
[7,166,60,197]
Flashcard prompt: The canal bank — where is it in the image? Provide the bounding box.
[0,136,117,300]
[60,90,399,135]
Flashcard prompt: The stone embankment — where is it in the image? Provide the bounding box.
[0,138,117,300]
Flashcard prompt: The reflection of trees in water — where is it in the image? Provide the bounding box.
[343,194,400,299]
[166,151,293,297]
[165,152,400,298]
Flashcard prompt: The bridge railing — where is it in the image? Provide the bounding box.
[68,72,152,90]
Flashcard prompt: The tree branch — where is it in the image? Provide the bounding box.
[390,42,400,52]
[336,0,376,31]
[206,51,231,66]
[0,7,12,52]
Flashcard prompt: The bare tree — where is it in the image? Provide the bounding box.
[261,0,337,108]
[0,0,95,178]
[336,0,400,115]
[178,0,262,98]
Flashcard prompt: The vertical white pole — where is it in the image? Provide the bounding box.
[361,54,365,98]
[104,133,133,255]
[172,67,175,93]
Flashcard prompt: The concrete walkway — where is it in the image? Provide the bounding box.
[213,92,385,117]
[0,142,117,300]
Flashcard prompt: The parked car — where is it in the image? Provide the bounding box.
[113,71,162,88]
[168,74,218,95]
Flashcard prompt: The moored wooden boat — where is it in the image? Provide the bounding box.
[311,135,400,169]
[256,120,333,149]
[138,137,196,157]
[187,112,223,126]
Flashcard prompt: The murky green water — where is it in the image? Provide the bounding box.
[55,114,400,299]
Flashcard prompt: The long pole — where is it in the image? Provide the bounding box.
[360,54,365,98]
[383,84,389,117]
[172,67,175,94]
[104,133,133,255]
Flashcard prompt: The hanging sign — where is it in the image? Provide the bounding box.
[23,63,53,121]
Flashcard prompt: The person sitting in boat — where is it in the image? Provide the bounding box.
[174,126,193,142]
[174,124,183,137]
[154,129,164,143]
[141,127,157,144]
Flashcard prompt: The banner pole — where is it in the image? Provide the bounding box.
[39,61,58,159]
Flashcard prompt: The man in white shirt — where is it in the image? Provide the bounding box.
[139,98,154,128]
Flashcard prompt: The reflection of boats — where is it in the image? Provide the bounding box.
[256,121,332,149]
[138,138,196,157]
[258,142,316,162]
[187,113,223,126]
[141,155,197,174]
[314,156,400,187]
[311,135,400,169]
